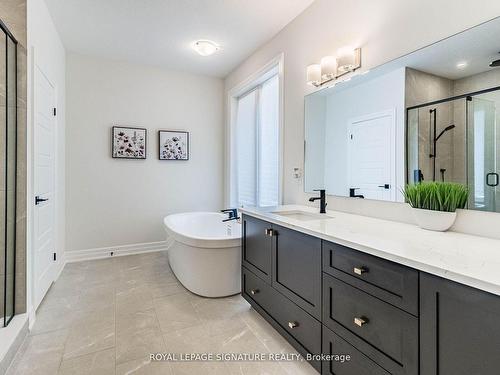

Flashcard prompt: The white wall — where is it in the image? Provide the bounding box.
[65,54,224,253]
[224,0,500,238]
[27,0,66,321]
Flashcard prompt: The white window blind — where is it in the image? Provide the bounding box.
[235,75,279,207]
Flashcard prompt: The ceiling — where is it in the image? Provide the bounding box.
[44,0,315,77]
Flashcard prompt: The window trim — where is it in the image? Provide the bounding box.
[225,54,284,207]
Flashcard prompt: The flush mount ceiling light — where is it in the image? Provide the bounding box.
[306,47,362,87]
[192,40,220,56]
[456,61,468,69]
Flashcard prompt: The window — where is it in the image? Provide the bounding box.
[230,64,281,208]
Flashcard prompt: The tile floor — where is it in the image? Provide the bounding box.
[6,251,317,375]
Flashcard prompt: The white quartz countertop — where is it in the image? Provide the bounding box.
[239,205,500,296]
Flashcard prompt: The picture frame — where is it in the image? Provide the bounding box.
[111,126,147,159]
[158,130,189,160]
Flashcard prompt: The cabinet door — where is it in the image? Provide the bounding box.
[272,224,322,319]
[420,273,500,375]
[242,215,272,283]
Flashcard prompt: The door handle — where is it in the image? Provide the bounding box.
[35,196,49,205]
[486,173,499,187]
[378,184,390,189]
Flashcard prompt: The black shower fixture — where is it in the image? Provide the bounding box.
[490,52,500,67]
[490,59,500,67]
[435,124,456,141]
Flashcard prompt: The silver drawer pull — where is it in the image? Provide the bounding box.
[354,317,368,327]
[288,321,299,329]
[250,289,259,295]
[264,228,274,236]
[353,267,367,275]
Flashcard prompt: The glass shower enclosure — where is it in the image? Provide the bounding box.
[0,19,17,327]
[407,89,500,213]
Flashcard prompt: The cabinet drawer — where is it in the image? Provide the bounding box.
[242,215,272,283]
[242,267,321,355]
[273,224,322,319]
[322,326,391,375]
[323,274,418,375]
[323,241,418,315]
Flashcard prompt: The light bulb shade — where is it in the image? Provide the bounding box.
[337,47,360,73]
[192,40,220,56]
[320,56,337,78]
[306,64,321,85]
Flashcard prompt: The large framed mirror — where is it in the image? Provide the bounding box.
[304,17,500,212]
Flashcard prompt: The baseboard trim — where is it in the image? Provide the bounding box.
[65,240,171,263]
[0,314,29,375]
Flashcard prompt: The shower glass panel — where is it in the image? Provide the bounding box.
[407,89,500,213]
[407,98,467,185]
[467,95,498,212]
[0,20,17,328]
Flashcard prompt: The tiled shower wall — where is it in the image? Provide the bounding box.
[405,68,457,183]
[0,0,27,316]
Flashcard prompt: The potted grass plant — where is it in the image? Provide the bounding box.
[402,182,469,231]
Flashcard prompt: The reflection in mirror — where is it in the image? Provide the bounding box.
[304,69,404,201]
[406,19,500,213]
[304,16,500,212]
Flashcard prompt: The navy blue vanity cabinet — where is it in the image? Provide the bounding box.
[420,273,500,375]
[242,214,500,375]
[242,215,273,283]
[322,326,392,375]
[272,224,322,319]
[322,273,418,375]
[241,214,323,372]
[322,241,419,316]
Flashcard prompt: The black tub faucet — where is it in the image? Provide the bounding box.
[221,208,240,222]
[349,188,364,199]
[309,189,327,213]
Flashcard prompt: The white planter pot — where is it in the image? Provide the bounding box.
[411,207,457,232]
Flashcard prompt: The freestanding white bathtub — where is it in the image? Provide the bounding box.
[164,212,242,297]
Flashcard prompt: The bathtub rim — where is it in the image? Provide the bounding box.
[164,211,241,249]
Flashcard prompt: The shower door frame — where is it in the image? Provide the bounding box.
[0,18,18,328]
[405,85,500,209]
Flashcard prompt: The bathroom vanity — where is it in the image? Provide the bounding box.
[240,206,500,375]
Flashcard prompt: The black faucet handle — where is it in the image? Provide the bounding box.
[221,208,238,219]
[313,189,326,196]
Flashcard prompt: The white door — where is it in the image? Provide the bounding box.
[33,66,57,309]
[348,110,396,201]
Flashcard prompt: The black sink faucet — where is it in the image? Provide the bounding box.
[221,208,240,222]
[349,188,364,199]
[309,189,327,213]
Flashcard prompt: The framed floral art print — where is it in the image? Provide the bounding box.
[112,126,147,159]
[158,130,189,160]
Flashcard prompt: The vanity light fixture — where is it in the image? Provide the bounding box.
[337,46,358,73]
[306,47,361,87]
[320,56,337,79]
[192,40,220,56]
[306,64,322,86]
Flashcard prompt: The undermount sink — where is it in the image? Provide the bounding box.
[271,210,332,221]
